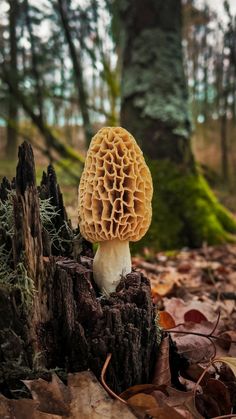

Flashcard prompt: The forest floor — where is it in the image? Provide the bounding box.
[128,244,236,417]
[3,244,235,418]
[134,244,236,336]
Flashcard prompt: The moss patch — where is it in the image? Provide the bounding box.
[132,160,236,252]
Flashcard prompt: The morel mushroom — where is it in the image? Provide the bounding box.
[78,127,153,294]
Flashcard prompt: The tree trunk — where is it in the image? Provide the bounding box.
[57,0,93,146]
[0,143,159,397]
[6,0,19,158]
[119,0,236,250]
[24,0,44,119]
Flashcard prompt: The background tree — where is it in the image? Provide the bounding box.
[119,0,236,250]
[6,0,19,157]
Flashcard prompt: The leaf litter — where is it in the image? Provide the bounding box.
[1,244,236,418]
[131,244,236,418]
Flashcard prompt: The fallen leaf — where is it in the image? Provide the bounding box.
[177,262,192,273]
[171,321,217,362]
[23,374,70,416]
[184,397,204,419]
[159,311,176,329]
[0,395,42,419]
[217,331,236,350]
[120,384,161,400]
[214,357,236,377]
[184,310,207,323]
[147,402,191,419]
[195,393,221,418]
[152,336,171,386]
[152,273,177,297]
[163,298,216,324]
[1,371,137,419]
[202,378,231,415]
[127,393,158,410]
[182,364,211,385]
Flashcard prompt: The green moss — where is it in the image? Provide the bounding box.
[132,160,236,252]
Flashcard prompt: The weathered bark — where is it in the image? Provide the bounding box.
[0,143,159,396]
[119,0,236,250]
[120,0,193,165]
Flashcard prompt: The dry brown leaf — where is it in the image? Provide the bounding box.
[152,271,181,297]
[152,281,175,297]
[152,336,171,386]
[163,298,216,324]
[184,309,207,323]
[146,402,191,419]
[160,387,193,408]
[182,364,211,385]
[153,386,200,418]
[1,371,137,419]
[159,311,176,329]
[0,395,47,419]
[174,407,196,418]
[23,374,70,416]
[214,356,236,377]
[67,371,136,418]
[184,397,204,419]
[217,330,236,350]
[171,321,216,362]
[203,378,231,415]
[120,384,161,400]
[177,262,192,273]
[127,393,158,410]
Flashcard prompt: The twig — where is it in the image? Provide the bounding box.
[211,415,236,419]
[210,311,221,335]
[100,353,127,404]
[166,330,236,344]
[210,291,236,301]
[166,311,236,346]
[166,329,236,344]
[193,361,212,399]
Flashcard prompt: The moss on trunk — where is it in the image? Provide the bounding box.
[132,160,236,252]
[120,0,236,251]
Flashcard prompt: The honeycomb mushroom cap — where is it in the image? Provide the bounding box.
[78,127,153,243]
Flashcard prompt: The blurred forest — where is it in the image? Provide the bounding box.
[1,0,236,249]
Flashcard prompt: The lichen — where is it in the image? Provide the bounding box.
[0,192,74,305]
[132,159,236,252]
[122,28,191,138]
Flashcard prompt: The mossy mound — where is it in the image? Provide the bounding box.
[132,160,236,252]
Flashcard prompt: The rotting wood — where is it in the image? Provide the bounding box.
[0,142,159,397]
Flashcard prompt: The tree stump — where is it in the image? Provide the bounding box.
[0,142,159,397]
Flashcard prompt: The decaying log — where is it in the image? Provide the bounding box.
[0,142,159,397]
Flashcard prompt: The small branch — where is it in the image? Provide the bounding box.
[211,312,221,336]
[100,353,127,404]
[210,291,236,301]
[166,311,236,345]
[166,329,236,345]
[211,415,236,419]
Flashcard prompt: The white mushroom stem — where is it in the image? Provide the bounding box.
[93,239,132,294]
